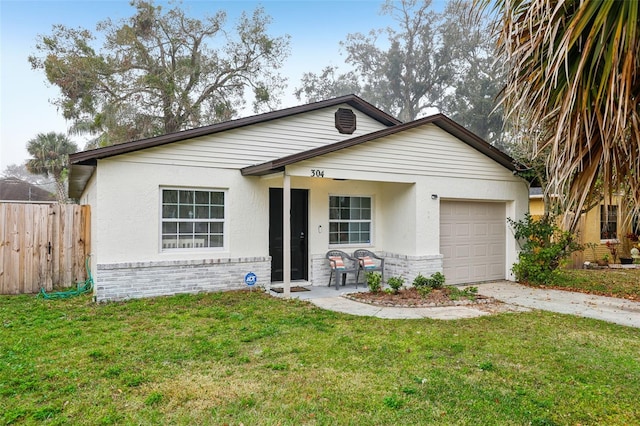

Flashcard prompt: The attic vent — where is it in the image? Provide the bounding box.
[335,108,356,134]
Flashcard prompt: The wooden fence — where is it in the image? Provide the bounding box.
[0,203,90,294]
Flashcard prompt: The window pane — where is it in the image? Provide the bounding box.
[179,222,194,233]
[177,236,193,248]
[361,197,371,208]
[211,206,224,219]
[209,235,223,247]
[195,191,209,204]
[211,192,224,205]
[179,206,194,219]
[179,191,193,204]
[162,205,178,218]
[340,208,350,220]
[329,208,340,220]
[195,222,209,233]
[195,206,209,219]
[211,222,224,234]
[361,208,371,220]
[329,196,339,208]
[162,222,177,233]
[163,190,178,203]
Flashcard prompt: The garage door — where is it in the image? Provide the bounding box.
[440,201,506,285]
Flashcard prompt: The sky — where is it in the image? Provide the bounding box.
[0,0,445,171]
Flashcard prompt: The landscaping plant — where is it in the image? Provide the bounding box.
[387,276,405,294]
[412,272,446,297]
[509,213,582,285]
[366,271,382,293]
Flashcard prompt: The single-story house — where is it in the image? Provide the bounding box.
[530,188,640,264]
[68,95,529,302]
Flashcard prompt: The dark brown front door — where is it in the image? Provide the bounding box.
[269,188,308,282]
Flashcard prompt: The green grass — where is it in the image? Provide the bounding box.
[1,290,640,425]
[550,268,640,300]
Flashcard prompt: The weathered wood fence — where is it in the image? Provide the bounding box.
[0,203,90,294]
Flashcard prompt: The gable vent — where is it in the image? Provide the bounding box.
[335,108,356,134]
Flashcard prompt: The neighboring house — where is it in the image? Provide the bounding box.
[529,188,640,264]
[0,177,56,203]
[68,95,529,302]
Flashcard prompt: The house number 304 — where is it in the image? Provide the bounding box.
[311,169,325,178]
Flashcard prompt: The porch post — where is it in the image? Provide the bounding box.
[282,172,291,298]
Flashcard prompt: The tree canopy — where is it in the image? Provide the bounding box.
[489,0,640,228]
[295,0,504,145]
[30,0,291,147]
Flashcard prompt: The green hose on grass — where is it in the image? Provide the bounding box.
[38,256,94,300]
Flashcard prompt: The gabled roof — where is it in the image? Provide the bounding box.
[68,95,400,166]
[0,177,56,202]
[241,113,520,176]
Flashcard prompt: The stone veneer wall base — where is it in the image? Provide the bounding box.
[310,252,443,287]
[95,257,271,302]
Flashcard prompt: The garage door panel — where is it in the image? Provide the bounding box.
[455,223,470,237]
[473,223,488,237]
[440,201,506,285]
[455,245,470,258]
[473,244,488,256]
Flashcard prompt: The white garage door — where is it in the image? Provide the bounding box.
[440,201,506,285]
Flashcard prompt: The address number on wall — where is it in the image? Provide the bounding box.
[311,169,325,178]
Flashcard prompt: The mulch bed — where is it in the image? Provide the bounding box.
[344,287,495,308]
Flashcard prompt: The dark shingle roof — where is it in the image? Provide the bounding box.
[0,177,56,202]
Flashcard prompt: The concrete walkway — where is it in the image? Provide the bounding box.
[269,281,640,328]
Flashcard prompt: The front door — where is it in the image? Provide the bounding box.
[269,188,308,282]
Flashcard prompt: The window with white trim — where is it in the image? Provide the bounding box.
[600,205,618,240]
[329,196,371,244]
[161,189,225,250]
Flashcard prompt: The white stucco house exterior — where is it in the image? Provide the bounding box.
[68,95,529,302]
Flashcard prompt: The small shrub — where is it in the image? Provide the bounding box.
[387,276,405,293]
[429,272,445,289]
[412,272,446,291]
[412,273,430,287]
[509,213,582,285]
[367,272,382,293]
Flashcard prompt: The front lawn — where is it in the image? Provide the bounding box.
[1,290,639,425]
[551,268,640,300]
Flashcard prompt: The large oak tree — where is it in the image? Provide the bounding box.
[30,1,290,147]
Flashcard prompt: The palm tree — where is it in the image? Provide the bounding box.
[26,132,78,202]
[488,0,640,229]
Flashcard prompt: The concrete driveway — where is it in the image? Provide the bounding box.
[271,281,640,328]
